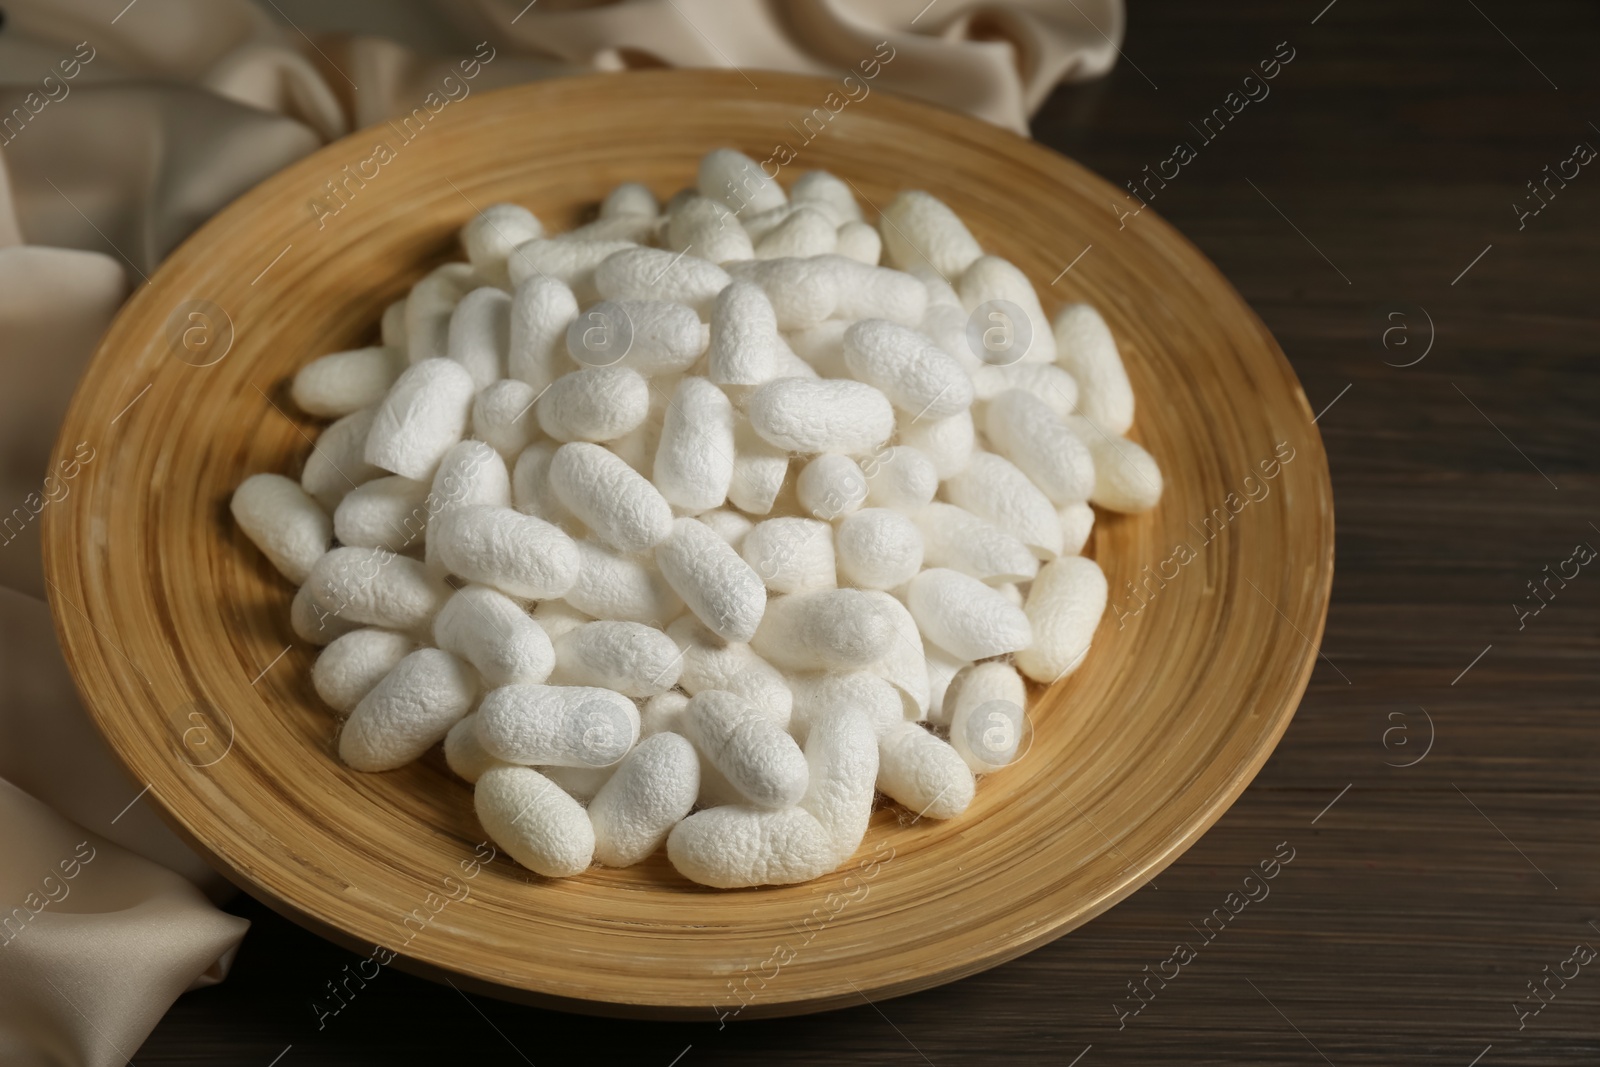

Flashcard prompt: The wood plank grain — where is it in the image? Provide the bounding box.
[135,0,1600,1059]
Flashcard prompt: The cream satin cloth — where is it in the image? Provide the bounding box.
[0,1,1120,1061]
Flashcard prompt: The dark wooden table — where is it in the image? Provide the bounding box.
[140,1,1600,1062]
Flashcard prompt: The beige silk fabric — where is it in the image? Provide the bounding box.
[0,779,248,1067]
[0,0,1120,1061]
[440,0,1123,135]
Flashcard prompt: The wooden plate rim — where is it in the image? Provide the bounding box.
[41,69,1334,1018]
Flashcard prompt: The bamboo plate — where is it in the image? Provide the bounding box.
[43,70,1333,1019]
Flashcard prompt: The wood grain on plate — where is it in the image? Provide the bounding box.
[41,70,1332,1018]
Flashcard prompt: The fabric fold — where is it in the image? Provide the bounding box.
[1,83,321,275]
[0,585,230,893]
[0,1,1121,1059]
[435,0,1122,133]
[0,245,126,600]
[0,778,249,1067]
